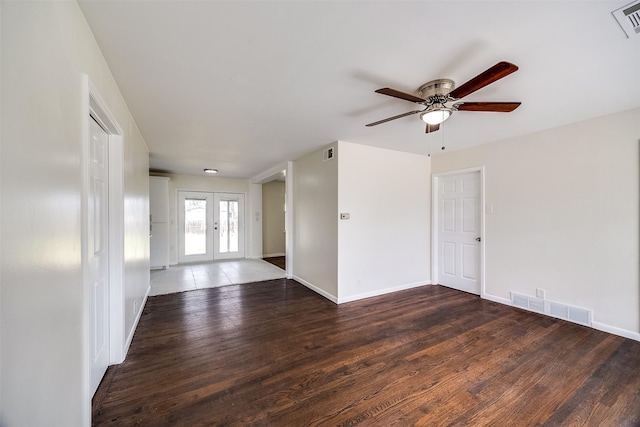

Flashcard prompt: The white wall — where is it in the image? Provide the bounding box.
[262,181,286,257]
[149,173,251,263]
[1,2,149,425]
[337,141,431,302]
[431,107,640,337]
[292,144,339,299]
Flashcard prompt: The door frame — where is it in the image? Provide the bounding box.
[431,166,486,297]
[82,77,125,419]
[251,161,293,279]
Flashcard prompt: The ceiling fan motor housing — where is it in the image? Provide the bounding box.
[418,79,455,99]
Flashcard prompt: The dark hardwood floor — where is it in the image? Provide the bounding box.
[93,280,640,426]
[263,256,285,270]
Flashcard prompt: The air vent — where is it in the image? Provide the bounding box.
[510,292,592,327]
[323,146,335,161]
[568,306,591,326]
[613,0,640,38]
[528,297,545,314]
[549,301,569,319]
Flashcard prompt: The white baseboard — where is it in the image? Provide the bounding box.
[338,281,432,304]
[482,292,511,305]
[483,292,640,342]
[121,285,151,362]
[292,275,338,303]
[592,321,640,341]
[263,252,285,258]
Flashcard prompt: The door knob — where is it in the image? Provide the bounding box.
[476,237,481,242]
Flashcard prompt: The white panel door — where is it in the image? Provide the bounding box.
[438,171,481,294]
[214,193,245,260]
[178,191,214,263]
[89,117,110,396]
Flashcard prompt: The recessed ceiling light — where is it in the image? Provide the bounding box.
[203,168,218,174]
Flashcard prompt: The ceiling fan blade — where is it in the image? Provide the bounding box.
[366,110,423,127]
[448,61,519,99]
[425,123,440,133]
[375,88,426,103]
[456,102,521,112]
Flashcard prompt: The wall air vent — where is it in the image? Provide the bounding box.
[510,292,592,327]
[323,146,335,161]
[613,0,640,38]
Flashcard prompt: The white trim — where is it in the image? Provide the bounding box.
[592,321,640,342]
[124,286,151,354]
[293,275,338,303]
[107,134,124,363]
[482,292,512,306]
[337,281,432,304]
[431,166,485,296]
[285,161,294,279]
[81,75,91,427]
[251,161,288,184]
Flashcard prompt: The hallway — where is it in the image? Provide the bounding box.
[150,259,286,296]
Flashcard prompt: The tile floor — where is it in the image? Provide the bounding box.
[149,259,286,296]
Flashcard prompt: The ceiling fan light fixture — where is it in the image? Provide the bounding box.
[420,108,451,125]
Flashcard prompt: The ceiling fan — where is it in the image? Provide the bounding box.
[366,61,521,133]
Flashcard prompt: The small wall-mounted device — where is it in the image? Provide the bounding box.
[323,146,335,161]
[340,213,350,220]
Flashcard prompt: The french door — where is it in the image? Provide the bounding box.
[213,193,245,260]
[178,191,245,263]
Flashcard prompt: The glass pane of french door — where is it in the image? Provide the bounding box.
[218,200,239,254]
[184,199,206,255]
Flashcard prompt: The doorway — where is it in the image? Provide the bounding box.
[433,169,483,295]
[178,191,245,263]
[261,179,286,270]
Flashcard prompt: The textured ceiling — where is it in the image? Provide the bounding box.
[79,0,640,178]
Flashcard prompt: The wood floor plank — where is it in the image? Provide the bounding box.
[93,280,640,426]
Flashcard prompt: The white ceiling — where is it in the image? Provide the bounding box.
[79,0,640,179]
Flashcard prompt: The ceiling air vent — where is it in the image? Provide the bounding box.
[613,0,640,38]
[323,146,335,161]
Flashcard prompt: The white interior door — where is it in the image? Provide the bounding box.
[89,116,110,396]
[214,193,245,260]
[178,191,214,263]
[438,171,481,295]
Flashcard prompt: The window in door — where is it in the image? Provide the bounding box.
[184,199,207,255]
